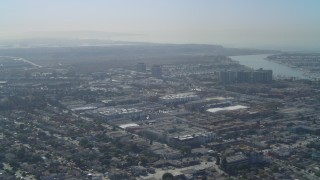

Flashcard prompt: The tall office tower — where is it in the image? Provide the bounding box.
[151,65,162,78]
[136,62,146,72]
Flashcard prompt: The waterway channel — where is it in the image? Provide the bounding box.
[230,54,310,79]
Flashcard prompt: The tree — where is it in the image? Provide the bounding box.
[17,148,26,160]
[271,165,279,173]
[19,124,25,130]
[216,155,220,165]
[140,156,148,166]
[79,138,93,149]
[180,146,191,155]
[162,172,174,180]
[221,157,227,170]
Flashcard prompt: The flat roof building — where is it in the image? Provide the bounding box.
[93,107,144,120]
[223,154,249,170]
[159,92,200,104]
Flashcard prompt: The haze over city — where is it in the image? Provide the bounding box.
[1,0,320,51]
[2,1,320,180]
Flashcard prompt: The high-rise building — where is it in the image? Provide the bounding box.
[219,68,272,84]
[219,71,237,84]
[151,65,162,78]
[237,71,252,83]
[252,68,273,83]
[136,62,146,72]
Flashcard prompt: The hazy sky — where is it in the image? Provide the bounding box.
[1,0,320,50]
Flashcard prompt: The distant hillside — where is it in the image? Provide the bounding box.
[0,39,279,72]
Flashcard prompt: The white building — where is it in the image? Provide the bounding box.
[159,92,200,104]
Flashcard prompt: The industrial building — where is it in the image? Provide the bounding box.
[93,107,144,120]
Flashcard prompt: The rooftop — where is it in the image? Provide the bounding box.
[119,123,140,129]
[207,105,248,113]
[226,154,248,163]
[160,92,199,100]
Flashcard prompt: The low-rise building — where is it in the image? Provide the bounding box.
[91,107,144,120]
[223,154,249,170]
[159,92,200,104]
[172,132,215,147]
